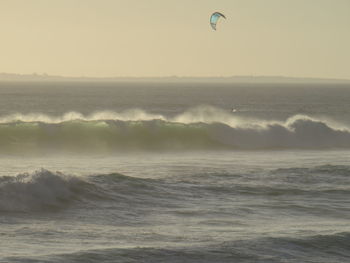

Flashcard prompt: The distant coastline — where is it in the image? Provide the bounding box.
[0,73,349,84]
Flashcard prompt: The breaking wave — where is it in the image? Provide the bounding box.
[0,107,350,154]
[0,169,169,213]
[0,169,92,212]
[2,165,349,213]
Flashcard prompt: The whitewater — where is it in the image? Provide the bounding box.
[1,81,349,262]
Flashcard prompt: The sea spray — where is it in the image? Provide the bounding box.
[0,107,349,154]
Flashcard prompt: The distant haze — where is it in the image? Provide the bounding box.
[1,73,350,84]
[0,0,349,79]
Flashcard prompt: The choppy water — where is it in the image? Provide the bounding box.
[0,82,349,262]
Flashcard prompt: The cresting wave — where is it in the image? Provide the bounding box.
[0,169,173,213]
[1,165,349,213]
[0,106,350,154]
[0,169,90,212]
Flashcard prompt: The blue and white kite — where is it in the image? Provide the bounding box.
[210,12,226,31]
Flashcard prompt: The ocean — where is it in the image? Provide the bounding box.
[0,81,349,262]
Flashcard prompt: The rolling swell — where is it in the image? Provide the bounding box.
[2,165,349,213]
[1,107,350,154]
[0,169,93,212]
[0,169,175,213]
[5,232,350,263]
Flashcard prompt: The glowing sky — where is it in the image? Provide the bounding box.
[0,0,349,78]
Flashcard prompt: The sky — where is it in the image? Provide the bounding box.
[0,0,349,79]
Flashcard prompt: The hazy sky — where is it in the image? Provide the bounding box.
[1,0,349,78]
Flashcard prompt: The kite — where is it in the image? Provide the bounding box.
[210,12,226,30]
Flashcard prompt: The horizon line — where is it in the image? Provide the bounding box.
[0,72,350,83]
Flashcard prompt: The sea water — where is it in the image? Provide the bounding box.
[0,82,349,262]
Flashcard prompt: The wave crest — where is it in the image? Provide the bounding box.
[0,107,349,154]
[0,169,89,212]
